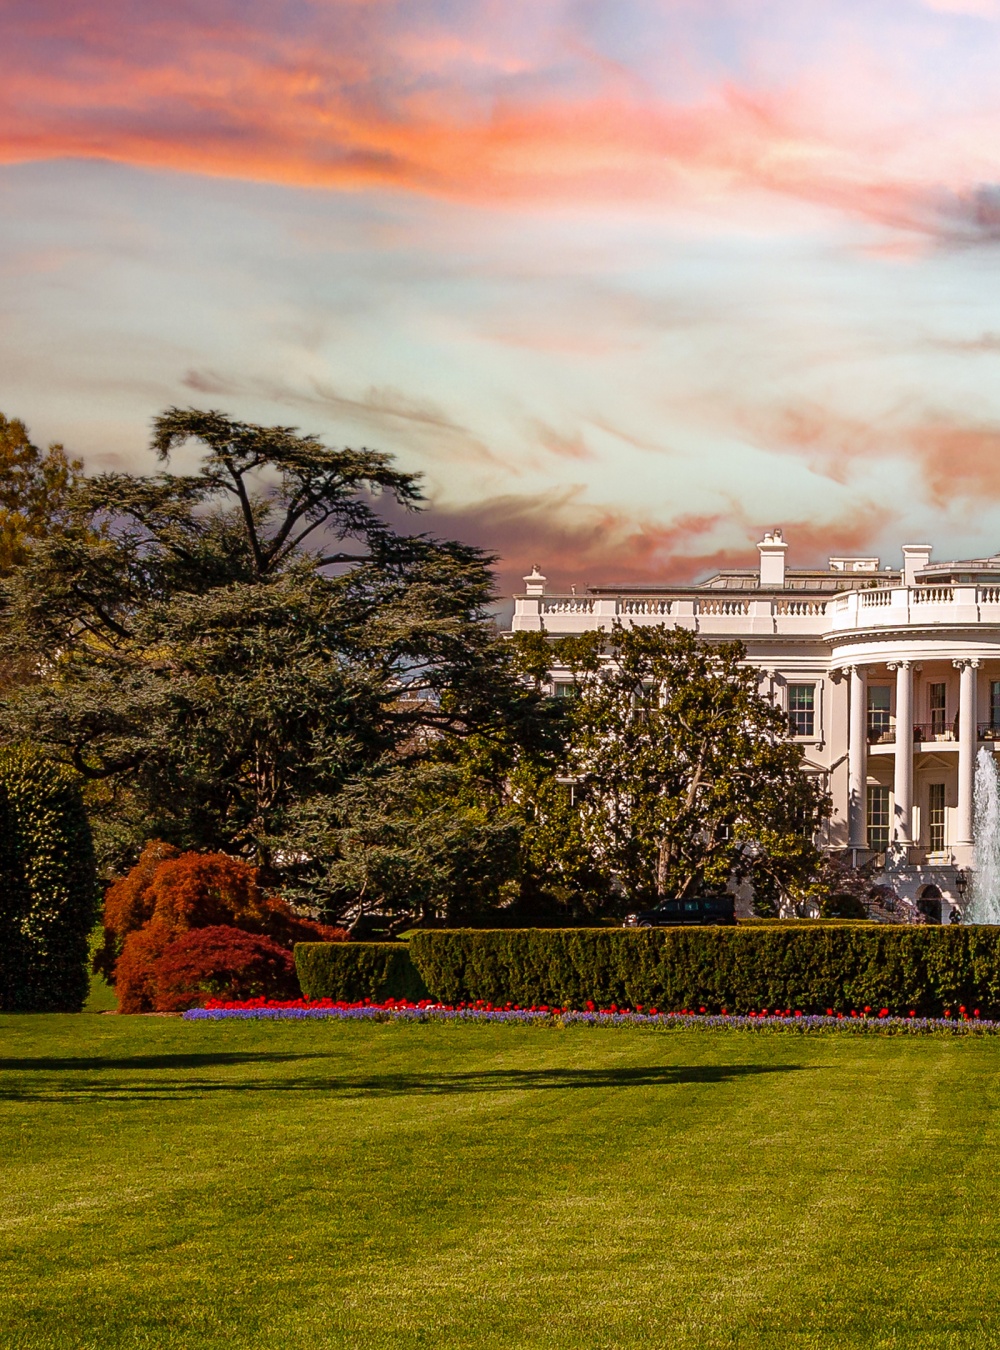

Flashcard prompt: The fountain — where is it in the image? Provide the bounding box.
[969,745,1000,923]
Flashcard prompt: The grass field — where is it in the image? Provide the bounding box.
[3,1017,1000,1350]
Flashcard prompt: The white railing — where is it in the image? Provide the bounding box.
[620,599,672,615]
[697,598,750,616]
[515,581,1000,634]
[542,598,594,614]
[775,599,827,616]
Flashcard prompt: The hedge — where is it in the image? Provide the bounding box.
[295,942,430,1004]
[0,746,98,1012]
[298,928,1000,1018]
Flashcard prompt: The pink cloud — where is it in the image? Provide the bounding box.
[2,1,1000,241]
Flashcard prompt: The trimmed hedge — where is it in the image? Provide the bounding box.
[407,928,1000,1017]
[0,746,98,1012]
[297,928,1000,1017]
[295,942,430,1004]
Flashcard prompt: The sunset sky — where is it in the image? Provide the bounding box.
[5,0,1000,593]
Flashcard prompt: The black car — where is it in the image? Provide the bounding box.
[624,895,736,927]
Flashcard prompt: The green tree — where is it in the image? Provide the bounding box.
[567,624,829,906]
[284,762,523,933]
[0,414,82,575]
[0,745,98,1011]
[0,409,546,879]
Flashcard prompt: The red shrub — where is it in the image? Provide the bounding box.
[114,922,174,1014]
[103,846,347,1009]
[95,840,181,983]
[151,926,298,1012]
[144,853,269,933]
[104,839,182,939]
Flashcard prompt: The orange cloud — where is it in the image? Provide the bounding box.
[739,398,1000,509]
[421,490,895,597]
[3,3,999,240]
[912,424,1000,504]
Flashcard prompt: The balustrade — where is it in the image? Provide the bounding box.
[518,581,1000,634]
[696,597,749,616]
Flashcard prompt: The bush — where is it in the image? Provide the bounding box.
[0,745,98,1011]
[114,922,173,1014]
[98,848,347,1003]
[152,926,298,1012]
[296,942,430,1004]
[94,839,180,983]
[381,927,1000,1017]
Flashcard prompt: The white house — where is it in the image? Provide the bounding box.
[509,531,1000,917]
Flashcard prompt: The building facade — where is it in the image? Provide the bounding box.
[509,532,1000,916]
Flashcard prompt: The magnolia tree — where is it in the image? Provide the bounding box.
[565,625,830,907]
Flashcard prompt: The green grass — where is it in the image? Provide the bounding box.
[3,1018,1000,1349]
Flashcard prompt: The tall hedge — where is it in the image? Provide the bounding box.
[0,746,98,1011]
[396,928,1000,1016]
[295,942,430,1004]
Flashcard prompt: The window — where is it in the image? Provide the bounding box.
[868,686,891,741]
[552,683,578,699]
[930,683,947,736]
[867,785,890,853]
[787,684,815,737]
[991,681,1000,732]
[928,783,946,852]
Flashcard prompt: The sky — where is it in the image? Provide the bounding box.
[4,0,1000,594]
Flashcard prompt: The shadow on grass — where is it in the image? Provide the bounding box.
[0,1052,326,1072]
[0,1062,809,1103]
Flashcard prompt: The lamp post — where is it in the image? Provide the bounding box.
[953,868,968,923]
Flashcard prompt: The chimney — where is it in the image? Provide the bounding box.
[902,544,932,587]
[523,565,547,597]
[757,529,788,588]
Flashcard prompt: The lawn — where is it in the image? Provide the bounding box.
[2,1018,1000,1350]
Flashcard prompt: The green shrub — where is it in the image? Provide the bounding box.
[295,942,430,1003]
[405,927,1000,1016]
[0,746,98,1011]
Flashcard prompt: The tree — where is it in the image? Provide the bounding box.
[0,413,83,576]
[0,409,547,877]
[566,625,830,906]
[283,762,523,933]
[0,745,98,1011]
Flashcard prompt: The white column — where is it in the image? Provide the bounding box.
[848,664,868,849]
[890,661,913,849]
[955,659,979,846]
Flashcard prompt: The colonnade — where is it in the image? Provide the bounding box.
[846,659,979,853]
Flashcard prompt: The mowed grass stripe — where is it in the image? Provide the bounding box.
[1,1018,1000,1348]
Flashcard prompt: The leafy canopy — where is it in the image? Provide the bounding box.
[0,408,545,875]
[565,624,830,906]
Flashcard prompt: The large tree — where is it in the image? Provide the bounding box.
[566,624,830,907]
[0,409,547,876]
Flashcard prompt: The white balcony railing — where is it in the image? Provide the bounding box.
[513,582,1000,636]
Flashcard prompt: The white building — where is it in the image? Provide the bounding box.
[509,531,1000,917]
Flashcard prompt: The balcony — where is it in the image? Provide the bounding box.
[515,580,1000,636]
[827,583,1000,634]
[866,722,959,747]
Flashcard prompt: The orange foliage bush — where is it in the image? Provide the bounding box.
[100,847,347,1010]
[103,839,181,940]
[114,922,174,1014]
[152,926,298,1012]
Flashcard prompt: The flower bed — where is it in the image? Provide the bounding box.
[183,996,1000,1034]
